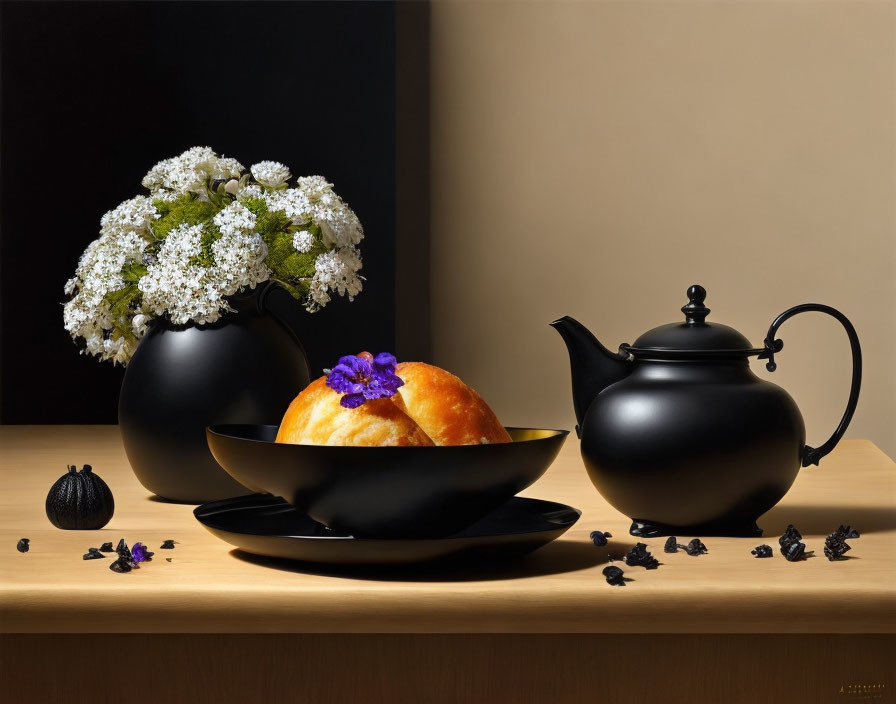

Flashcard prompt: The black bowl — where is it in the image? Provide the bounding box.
[206,425,568,538]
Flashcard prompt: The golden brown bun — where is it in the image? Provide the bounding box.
[394,362,512,446]
[275,377,435,447]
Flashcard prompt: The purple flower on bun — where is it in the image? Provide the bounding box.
[325,352,404,409]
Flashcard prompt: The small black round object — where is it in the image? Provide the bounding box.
[688,285,706,304]
[45,465,114,530]
[16,538,30,553]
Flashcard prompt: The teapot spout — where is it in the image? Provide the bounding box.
[550,316,632,436]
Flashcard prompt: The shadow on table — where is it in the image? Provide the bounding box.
[227,539,635,582]
[759,504,896,536]
[146,495,200,506]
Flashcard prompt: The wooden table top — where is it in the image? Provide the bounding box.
[1,426,894,634]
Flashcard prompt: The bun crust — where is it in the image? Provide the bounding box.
[275,377,435,447]
[394,362,511,446]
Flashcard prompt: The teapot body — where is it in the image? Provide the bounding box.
[554,285,861,538]
[580,359,805,537]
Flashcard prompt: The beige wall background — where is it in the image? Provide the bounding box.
[428,0,896,457]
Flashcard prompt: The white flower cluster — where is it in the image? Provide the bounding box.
[142,146,244,199]
[250,161,291,188]
[63,196,159,363]
[64,148,365,364]
[261,174,365,310]
[236,183,263,201]
[308,247,364,311]
[266,175,364,248]
[138,216,269,326]
[292,230,315,253]
[99,195,159,233]
[213,200,257,237]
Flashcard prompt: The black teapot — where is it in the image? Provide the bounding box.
[551,285,861,537]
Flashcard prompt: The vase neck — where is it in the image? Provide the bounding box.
[227,283,271,313]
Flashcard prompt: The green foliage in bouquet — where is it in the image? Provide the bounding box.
[252,200,331,299]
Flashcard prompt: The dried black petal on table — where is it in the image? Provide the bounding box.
[165,558,172,562]
[589,530,612,547]
[751,544,773,558]
[99,542,115,552]
[783,540,809,562]
[778,524,802,556]
[109,557,132,573]
[830,525,859,542]
[602,565,627,586]
[824,541,850,561]
[116,538,132,560]
[16,538,30,553]
[83,547,106,560]
[683,539,708,556]
[160,540,177,549]
[663,537,679,553]
[824,525,857,561]
[624,542,660,569]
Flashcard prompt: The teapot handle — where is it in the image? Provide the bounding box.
[758,304,862,467]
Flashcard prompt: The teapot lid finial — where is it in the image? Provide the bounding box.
[681,284,710,324]
[626,283,757,357]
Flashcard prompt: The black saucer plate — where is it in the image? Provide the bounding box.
[194,494,581,565]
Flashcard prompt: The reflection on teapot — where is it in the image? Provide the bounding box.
[552,285,861,537]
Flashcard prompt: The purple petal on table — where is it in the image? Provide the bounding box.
[131,542,152,563]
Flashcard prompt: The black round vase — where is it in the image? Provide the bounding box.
[118,283,311,503]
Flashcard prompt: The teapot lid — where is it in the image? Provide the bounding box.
[624,285,762,359]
